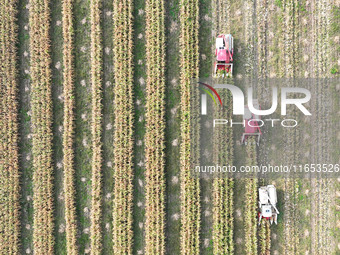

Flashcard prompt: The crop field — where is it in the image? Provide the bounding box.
[0,0,339,254]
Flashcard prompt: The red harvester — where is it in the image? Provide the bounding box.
[214,34,234,77]
[241,100,262,145]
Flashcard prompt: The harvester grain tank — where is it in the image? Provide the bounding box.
[258,185,279,225]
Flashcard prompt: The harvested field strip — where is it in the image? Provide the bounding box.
[281,1,300,253]
[144,0,166,253]
[112,0,135,254]
[244,0,256,79]
[243,1,258,253]
[61,0,78,253]
[282,0,299,77]
[311,1,334,254]
[255,1,271,253]
[0,0,20,253]
[179,0,201,253]
[29,0,55,253]
[256,0,268,86]
[256,0,268,79]
[244,139,258,255]
[89,0,103,253]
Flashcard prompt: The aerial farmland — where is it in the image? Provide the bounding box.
[0,0,339,254]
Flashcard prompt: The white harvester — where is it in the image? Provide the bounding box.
[258,185,279,225]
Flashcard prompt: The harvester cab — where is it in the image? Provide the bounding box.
[241,100,262,145]
[258,185,279,225]
[214,34,233,77]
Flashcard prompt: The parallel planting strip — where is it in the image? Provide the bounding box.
[256,1,271,254]
[212,91,234,255]
[112,0,135,254]
[312,0,334,253]
[0,0,20,253]
[244,140,258,255]
[282,1,300,253]
[179,0,201,254]
[243,1,258,254]
[259,217,270,255]
[211,0,234,254]
[89,0,103,253]
[144,0,166,254]
[61,0,79,253]
[29,0,55,253]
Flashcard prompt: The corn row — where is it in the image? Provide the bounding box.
[212,89,234,255]
[0,0,20,253]
[112,0,134,254]
[144,0,166,253]
[212,177,234,255]
[29,0,55,253]
[244,139,258,255]
[89,0,103,253]
[259,220,270,255]
[179,0,200,254]
[61,0,78,253]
